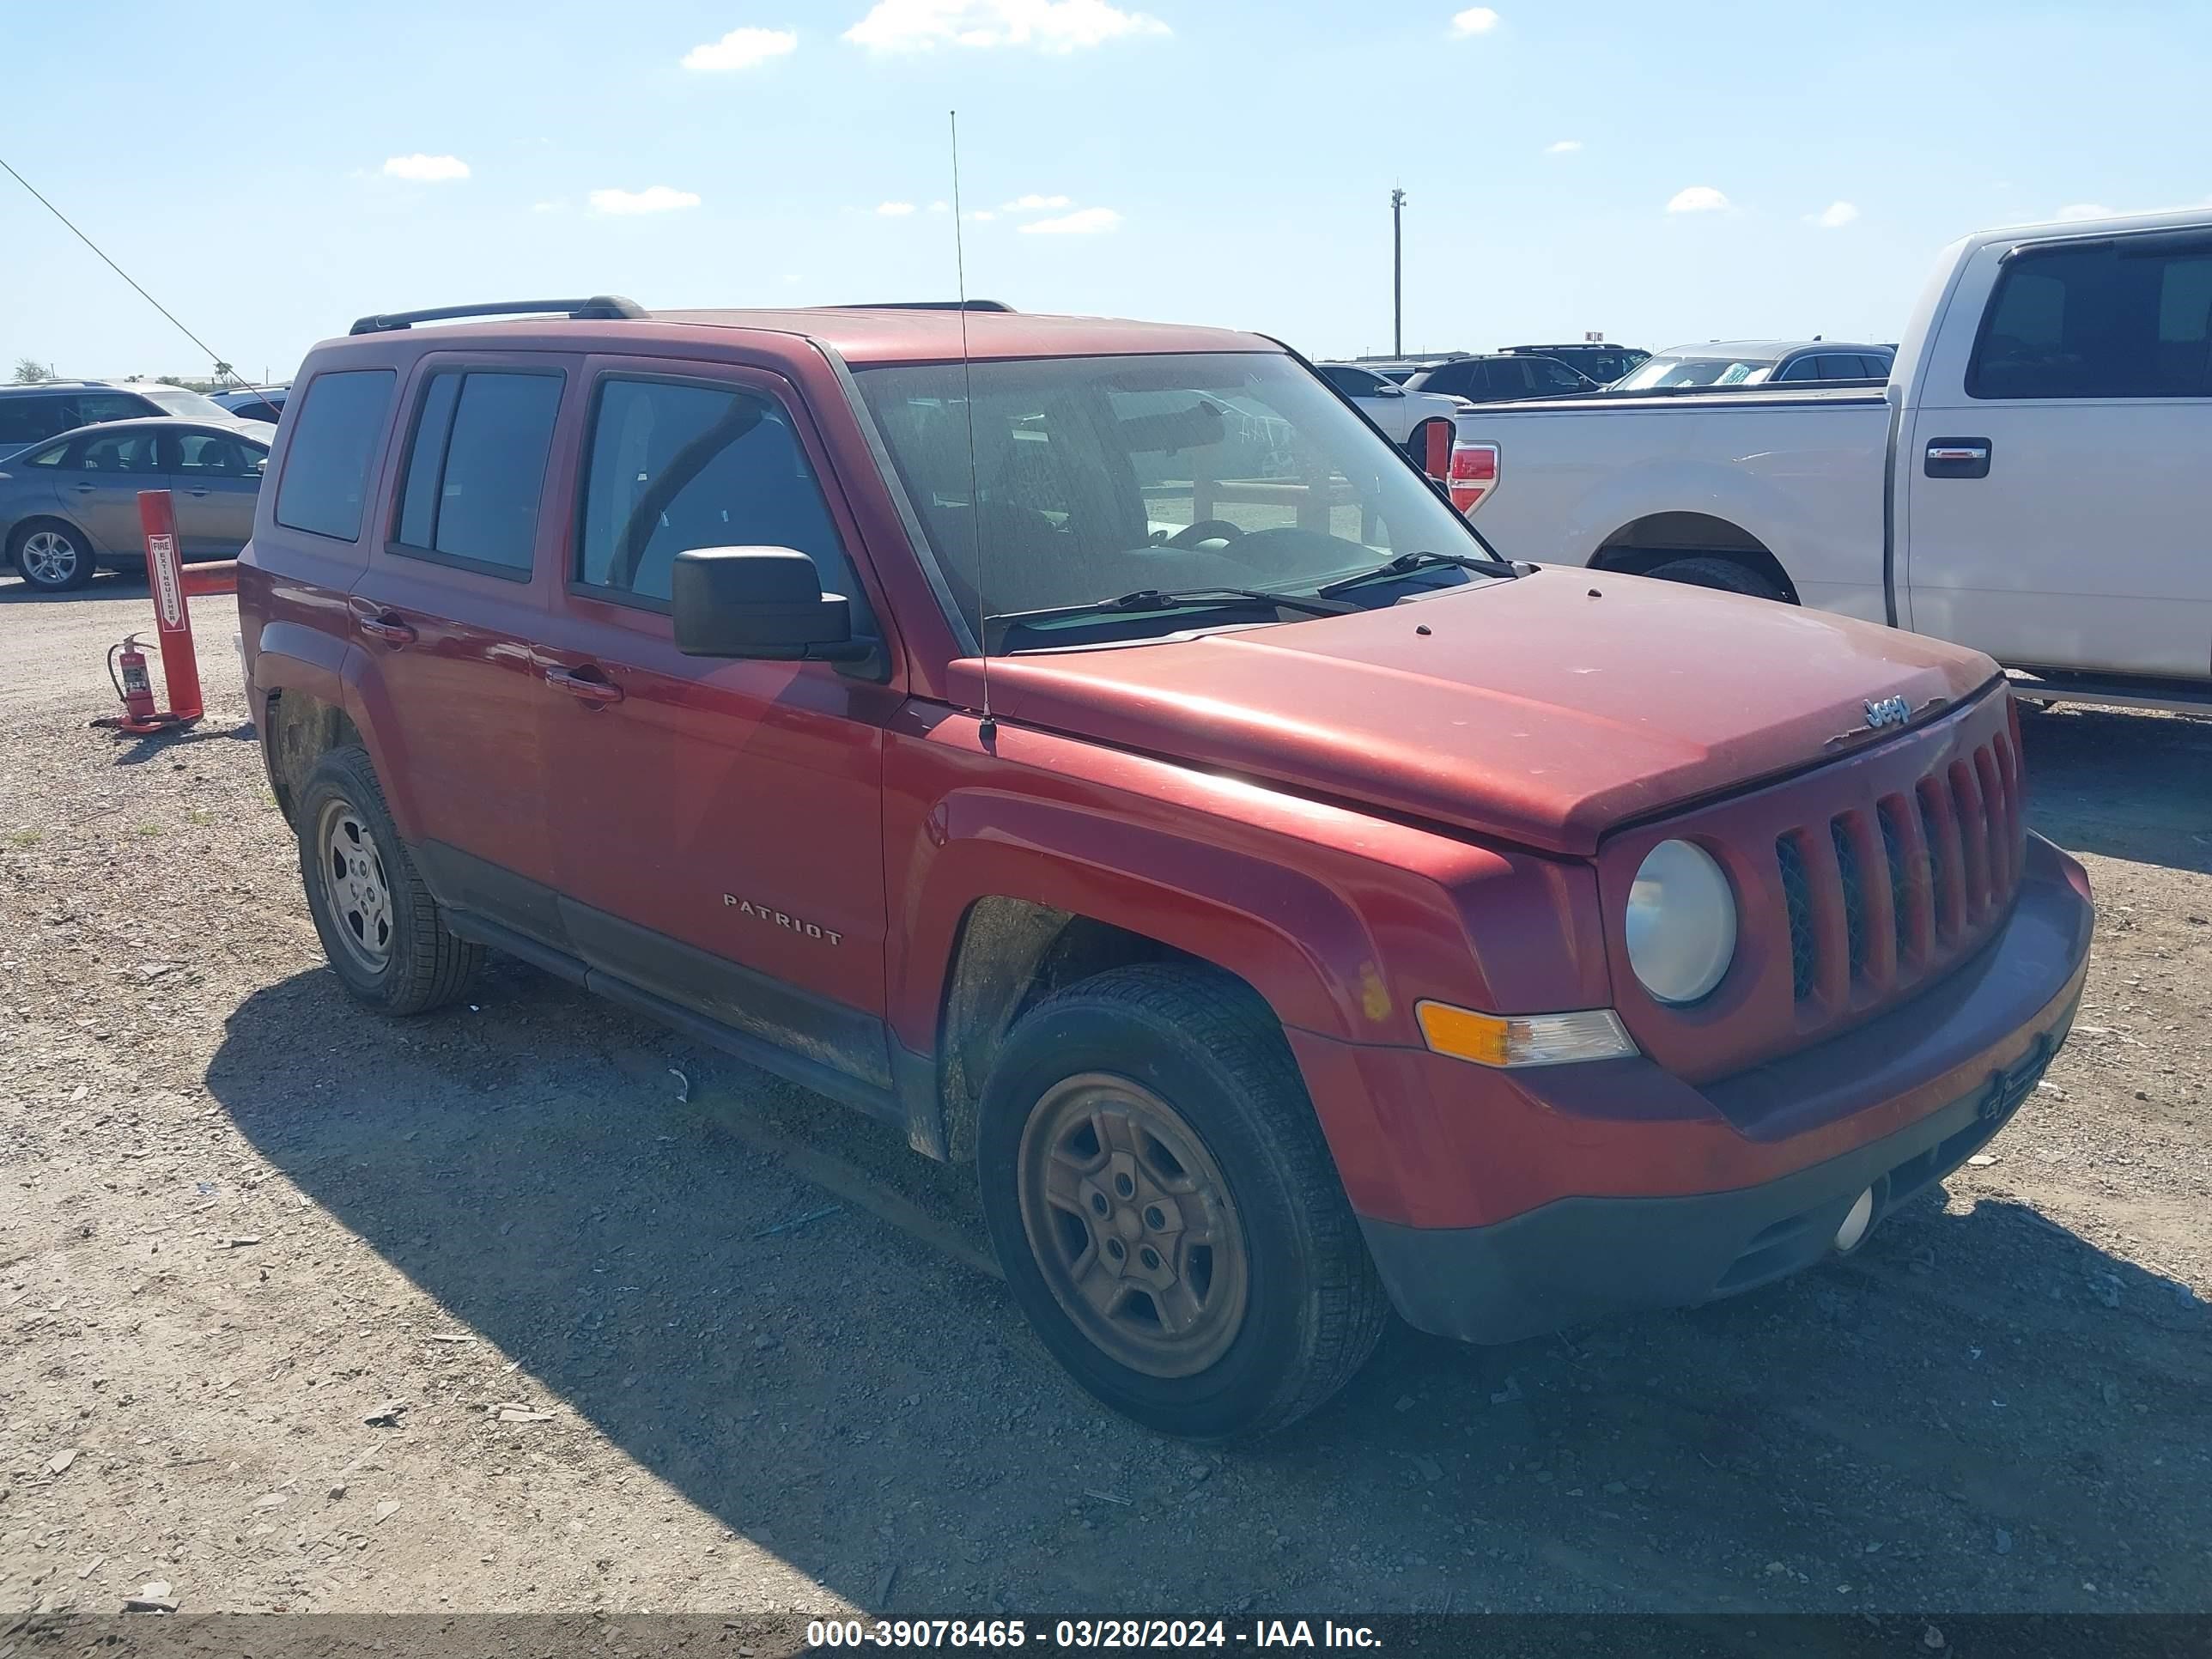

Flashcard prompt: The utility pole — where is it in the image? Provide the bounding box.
[1390,187,1407,356]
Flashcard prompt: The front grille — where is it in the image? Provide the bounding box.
[1772,724,2026,1011]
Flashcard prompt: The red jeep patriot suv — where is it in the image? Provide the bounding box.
[238,296,2093,1440]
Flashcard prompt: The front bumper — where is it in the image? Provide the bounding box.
[1309,833,2091,1346]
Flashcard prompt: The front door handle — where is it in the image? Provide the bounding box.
[73,483,95,493]
[354,611,416,647]
[1924,437,1991,479]
[545,665,623,706]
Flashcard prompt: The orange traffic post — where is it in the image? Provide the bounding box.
[136,489,204,725]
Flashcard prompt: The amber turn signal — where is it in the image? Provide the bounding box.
[1415,1000,1638,1069]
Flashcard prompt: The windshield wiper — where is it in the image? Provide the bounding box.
[1316,550,1521,598]
[986,586,1358,631]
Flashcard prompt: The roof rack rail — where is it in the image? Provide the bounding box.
[829,299,1014,313]
[347,296,647,336]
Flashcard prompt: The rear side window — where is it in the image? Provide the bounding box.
[276,369,397,540]
[0,393,71,447]
[574,376,861,613]
[1970,234,2212,399]
[77,392,155,423]
[393,369,563,578]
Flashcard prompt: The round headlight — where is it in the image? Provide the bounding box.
[1626,839,1737,1005]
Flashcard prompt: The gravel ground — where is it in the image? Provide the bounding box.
[3,571,2208,1620]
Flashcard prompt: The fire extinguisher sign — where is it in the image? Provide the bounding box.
[149,532,184,629]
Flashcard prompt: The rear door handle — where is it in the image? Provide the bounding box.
[353,611,416,647]
[544,665,623,706]
[73,483,95,493]
[1924,438,1991,479]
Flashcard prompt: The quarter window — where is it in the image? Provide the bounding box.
[1970,234,2212,399]
[574,377,861,613]
[393,369,563,577]
[275,368,397,541]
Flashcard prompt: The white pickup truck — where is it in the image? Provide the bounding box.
[1451,207,2212,714]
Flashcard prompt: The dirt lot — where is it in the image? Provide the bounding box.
[3,572,2208,1621]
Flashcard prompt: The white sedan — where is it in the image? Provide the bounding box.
[1316,362,1468,453]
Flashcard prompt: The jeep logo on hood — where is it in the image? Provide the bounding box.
[1863,695,1911,729]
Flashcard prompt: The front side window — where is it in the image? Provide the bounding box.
[574,377,860,613]
[1319,366,1384,398]
[393,369,563,577]
[854,350,1504,652]
[276,368,397,541]
[1970,234,2212,399]
[168,431,266,476]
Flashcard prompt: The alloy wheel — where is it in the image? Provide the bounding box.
[318,799,395,973]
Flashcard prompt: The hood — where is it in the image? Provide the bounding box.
[967,569,1998,856]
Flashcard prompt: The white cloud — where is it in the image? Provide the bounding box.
[588,185,702,215]
[529,200,563,213]
[681,26,798,70]
[1807,200,1859,228]
[1449,7,1499,35]
[2053,203,2115,221]
[383,154,470,183]
[1666,185,1729,214]
[1544,139,1581,155]
[844,0,1169,53]
[966,210,996,222]
[875,200,918,216]
[928,199,950,211]
[1002,192,1073,212]
[1020,205,1121,234]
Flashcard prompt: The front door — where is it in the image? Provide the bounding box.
[55,425,167,554]
[161,427,268,557]
[346,354,574,937]
[1904,226,2212,679]
[534,362,900,1093]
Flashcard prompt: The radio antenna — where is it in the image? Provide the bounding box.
[949,109,994,741]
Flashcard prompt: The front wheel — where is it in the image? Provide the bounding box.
[1640,554,1789,603]
[977,964,1387,1440]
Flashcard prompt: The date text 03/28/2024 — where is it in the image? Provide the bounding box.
[805,1620,1383,1650]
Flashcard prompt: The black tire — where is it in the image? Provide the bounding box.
[9,519,95,592]
[1640,554,1790,603]
[976,963,1387,1441]
[295,745,481,1015]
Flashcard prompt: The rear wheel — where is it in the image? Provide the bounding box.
[977,964,1387,1441]
[1640,554,1789,603]
[296,746,481,1015]
[9,520,94,592]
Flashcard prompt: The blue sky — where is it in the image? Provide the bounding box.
[5,0,2209,380]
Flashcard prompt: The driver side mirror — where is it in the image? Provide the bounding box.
[672,546,871,662]
[1371,382,1406,398]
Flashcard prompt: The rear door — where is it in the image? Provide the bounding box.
[54,426,167,552]
[161,427,267,556]
[1903,227,2212,677]
[346,353,574,935]
[533,359,901,1095]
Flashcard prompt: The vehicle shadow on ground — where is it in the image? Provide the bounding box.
[2021,706,2212,876]
[0,572,149,605]
[204,961,2210,1612]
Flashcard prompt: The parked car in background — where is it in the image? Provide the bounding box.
[1315,362,1468,452]
[0,380,246,462]
[239,294,2089,1440]
[1405,353,1598,402]
[1449,208,2212,714]
[1500,343,1650,386]
[1,417,270,591]
[1608,341,1893,392]
[214,385,289,422]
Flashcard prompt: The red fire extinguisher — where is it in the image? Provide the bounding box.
[108,634,164,732]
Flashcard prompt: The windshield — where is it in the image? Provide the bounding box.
[854,352,1502,652]
[1613,353,1778,391]
[139,386,233,419]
